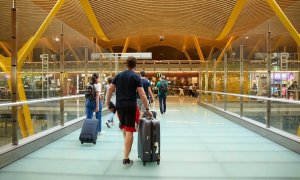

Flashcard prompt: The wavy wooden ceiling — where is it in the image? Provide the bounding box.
[0,0,299,56]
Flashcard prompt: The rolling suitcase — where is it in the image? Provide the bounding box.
[79,119,99,144]
[138,117,160,166]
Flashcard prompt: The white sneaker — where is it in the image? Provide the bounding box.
[106,121,111,128]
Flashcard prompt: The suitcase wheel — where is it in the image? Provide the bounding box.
[93,141,96,145]
[143,162,146,166]
[157,160,160,165]
[81,141,84,144]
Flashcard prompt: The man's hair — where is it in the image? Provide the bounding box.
[140,70,146,77]
[126,56,137,69]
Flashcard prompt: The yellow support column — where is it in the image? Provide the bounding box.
[122,38,130,53]
[207,47,214,60]
[109,47,114,53]
[267,0,300,47]
[0,0,67,137]
[16,0,66,136]
[215,0,248,40]
[297,125,300,137]
[18,0,65,66]
[66,41,81,62]
[193,36,205,61]
[216,37,234,64]
[45,38,59,53]
[0,55,29,137]
[17,73,34,135]
[271,36,284,52]
[248,39,262,59]
[79,0,110,41]
[183,50,192,61]
[0,42,11,57]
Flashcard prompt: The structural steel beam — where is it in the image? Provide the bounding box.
[193,36,205,61]
[79,0,110,41]
[17,74,34,136]
[122,38,130,53]
[183,50,192,61]
[66,41,81,62]
[215,0,248,40]
[267,0,300,47]
[137,45,141,52]
[216,36,234,64]
[207,46,215,60]
[248,39,263,59]
[8,0,66,137]
[182,36,187,52]
[45,38,59,53]
[0,55,9,72]
[271,35,285,52]
[18,0,65,68]
[0,42,11,56]
[0,55,30,137]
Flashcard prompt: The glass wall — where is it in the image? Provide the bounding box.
[0,1,111,150]
[199,13,300,138]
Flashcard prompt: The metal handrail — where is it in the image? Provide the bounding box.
[0,94,85,107]
[200,90,300,105]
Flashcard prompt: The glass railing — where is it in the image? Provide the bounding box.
[0,94,103,150]
[199,90,300,139]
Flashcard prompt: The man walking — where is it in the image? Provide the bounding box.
[105,57,152,166]
[137,70,154,116]
[156,76,168,114]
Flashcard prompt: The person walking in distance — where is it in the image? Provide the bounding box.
[104,77,116,128]
[85,73,103,134]
[156,76,168,114]
[137,70,154,117]
[105,57,152,166]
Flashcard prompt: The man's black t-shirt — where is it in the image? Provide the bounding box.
[137,78,150,99]
[112,70,142,105]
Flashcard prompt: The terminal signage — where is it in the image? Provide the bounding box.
[91,53,152,60]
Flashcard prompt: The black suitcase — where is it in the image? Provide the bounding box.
[142,111,157,119]
[138,117,160,166]
[79,119,99,144]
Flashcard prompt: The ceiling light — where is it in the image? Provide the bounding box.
[55,38,60,42]
[245,36,249,39]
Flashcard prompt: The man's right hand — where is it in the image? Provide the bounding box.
[145,110,153,119]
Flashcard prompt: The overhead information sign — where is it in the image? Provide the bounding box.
[91,53,152,60]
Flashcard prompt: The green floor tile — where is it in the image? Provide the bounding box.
[1,97,300,179]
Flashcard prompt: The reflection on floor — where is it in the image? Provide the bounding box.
[1,97,300,179]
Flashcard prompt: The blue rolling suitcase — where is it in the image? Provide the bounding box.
[138,117,160,166]
[79,119,99,144]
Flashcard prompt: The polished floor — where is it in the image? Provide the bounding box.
[0,97,300,180]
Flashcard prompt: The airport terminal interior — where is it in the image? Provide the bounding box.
[0,0,300,179]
